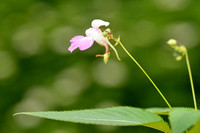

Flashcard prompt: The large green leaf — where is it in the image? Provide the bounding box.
[15,106,171,133]
[169,108,200,133]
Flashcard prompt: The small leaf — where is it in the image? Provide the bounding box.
[144,121,171,133]
[145,107,171,115]
[188,119,200,133]
[15,106,171,133]
[169,108,200,133]
[145,107,195,115]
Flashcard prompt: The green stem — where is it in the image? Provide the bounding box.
[118,41,173,111]
[108,42,121,61]
[185,51,197,111]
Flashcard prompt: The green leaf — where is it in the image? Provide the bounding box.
[188,119,200,133]
[15,106,171,133]
[144,121,171,133]
[169,108,200,133]
[146,107,195,115]
[145,107,171,115]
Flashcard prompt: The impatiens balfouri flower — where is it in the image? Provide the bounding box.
[68,19,120,64]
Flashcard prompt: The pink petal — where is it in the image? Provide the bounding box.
[78,37,94,51]
[70,35,84,43]
[91,19,109,29]
[68,36,84,53]
[68,42,79,53]
[68,36,94,53]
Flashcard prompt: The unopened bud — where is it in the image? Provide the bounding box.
[178,46,187,54]
[103,52,110,64]
[176,56,182,61]
[105,28,111,33]
[167,39,177,47]
[103,28,111,37]
[102,31,108,37]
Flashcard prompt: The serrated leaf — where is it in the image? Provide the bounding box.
[144,121,171,133]
[145,107,171,115]
[145,107,195,115]
[15,106,171,133]
[169,108,200,133]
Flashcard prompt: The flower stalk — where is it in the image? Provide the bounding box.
[99,28,173,110]
[117,40,173,111]
[167,39,197,111]
[185,51,197,111]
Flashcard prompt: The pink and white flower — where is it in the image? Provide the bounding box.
[68,19,110,53]
[68,19,120,63]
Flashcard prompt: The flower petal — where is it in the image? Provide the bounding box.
[68,42,79,53]
[68,35,85,53]
[85,28,108,44]
[85,28,97,38]
[78,37,94,51]
[91,19,109,29]
[70,35,84,43]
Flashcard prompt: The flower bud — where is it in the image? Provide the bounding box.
[178,46,187,55]
[176,56,182,61]
[103,52,110,64]
[102,31,108,37]
[167,39,177,47]
[105,28,111,33]
[103,28,112,38]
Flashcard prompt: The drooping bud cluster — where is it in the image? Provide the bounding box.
[167,39,187,61]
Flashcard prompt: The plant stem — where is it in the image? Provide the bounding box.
[118,41,173,111]
[185,51,197,111]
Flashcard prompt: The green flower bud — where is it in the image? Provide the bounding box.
[105,28,111,33]
[102,31,108,37]
[103,52,110,64]
[167,39,177,47]
[103,28,111,38]
[176,56,182,61]
[178,46,187,55]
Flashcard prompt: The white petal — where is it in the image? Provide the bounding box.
[91,19,110,29]
[85,28,97,38]
[85,28,107,43]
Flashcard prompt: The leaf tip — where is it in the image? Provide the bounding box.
[13,112,28,116]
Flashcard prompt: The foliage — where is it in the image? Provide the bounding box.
[15,107,200,133]
[1,0,200,133]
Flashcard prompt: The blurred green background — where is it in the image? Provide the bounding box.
[0,0,200,133]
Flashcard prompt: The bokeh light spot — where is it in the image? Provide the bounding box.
[13,98,45,128]
[12,26,44,57]
[0,51,17,80]
[48,26,75,55]
[131,20,158,47]
[152,0,190,11]
[164,22,199,48]
[52,66,91,106]
[24,86,56,109]
[92,60,128,88]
